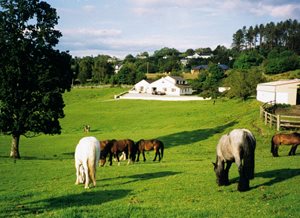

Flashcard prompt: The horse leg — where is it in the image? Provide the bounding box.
[116,152,121,166]
[273,145,279,157]
[158,149,161,161]
[75,163,80,185]
[237,167,250,191]
[290,144,298,156]
[109,153,113,166]
[236,159,249,191]
[83,162,90,189]
[136,151,140,162]
[153,148,159,161]
[223,161,232,185]
[288,145,294,156]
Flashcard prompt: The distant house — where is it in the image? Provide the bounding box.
[130,76,193,96]
[131,79,153,93]
[256,79,300,105]
[191,64,229,74]
[114,64,122,74]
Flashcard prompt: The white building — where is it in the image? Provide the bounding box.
[130,79,153,93]
[130,76,193,96]
[256,79,300,105]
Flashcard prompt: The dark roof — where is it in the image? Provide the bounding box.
[192,64,229,71]
[145,79,155,83]
[169,76,185,81]
[192,65,208,70]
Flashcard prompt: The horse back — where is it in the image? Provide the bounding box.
[273,133,300,145]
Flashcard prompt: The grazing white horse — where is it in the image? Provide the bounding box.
[75,136,100,189]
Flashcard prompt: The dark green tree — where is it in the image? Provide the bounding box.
[225,69,265,100]
[116,62,137,84]
[265,49,300,74]
[233,50,264,69]
[0,0,72,158]
[92,55,114,83]
[78,56,93,84]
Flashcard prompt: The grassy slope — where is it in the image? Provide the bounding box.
[0,87,299,217]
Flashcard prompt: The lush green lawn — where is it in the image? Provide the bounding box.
[0,87,299,217]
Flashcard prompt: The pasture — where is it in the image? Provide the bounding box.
[0,87,299,217]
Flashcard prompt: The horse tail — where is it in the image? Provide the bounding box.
[271,136,275,155]
[243,133,256,180]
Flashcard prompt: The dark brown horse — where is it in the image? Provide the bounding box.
[100,139,136,166]
[271,132,300,157]
[135,139,164,162]
[99,140,114,166]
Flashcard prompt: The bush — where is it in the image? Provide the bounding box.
[265,50,300,74]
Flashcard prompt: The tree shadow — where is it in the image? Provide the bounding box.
[251,168,300,189]
[158,121,238,147]
[15,189,131,217]
[101,171,181,186]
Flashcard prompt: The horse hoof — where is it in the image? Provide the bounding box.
[238,183,249,192]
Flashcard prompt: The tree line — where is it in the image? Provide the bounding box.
[73,19,300,88]
[232,19,300,54]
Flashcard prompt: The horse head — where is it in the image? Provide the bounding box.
[213,158,227,186]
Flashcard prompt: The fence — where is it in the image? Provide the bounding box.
[260,102,300,131]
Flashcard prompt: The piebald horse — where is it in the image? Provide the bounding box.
[213,129,256,191]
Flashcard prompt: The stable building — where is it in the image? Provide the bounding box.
[256,79,300,105]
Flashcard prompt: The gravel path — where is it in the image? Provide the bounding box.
[117,93,211,101]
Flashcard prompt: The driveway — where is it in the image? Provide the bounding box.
[117,93,210,101]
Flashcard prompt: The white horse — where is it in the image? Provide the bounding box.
[75,136,100,189]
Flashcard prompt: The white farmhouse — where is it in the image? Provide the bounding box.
[256,79,300,105]
[130,76,193,96]
[130,79,153,93]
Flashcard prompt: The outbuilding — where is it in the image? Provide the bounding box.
[256,79,300,105]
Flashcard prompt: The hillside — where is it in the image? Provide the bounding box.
[0,88,299,217]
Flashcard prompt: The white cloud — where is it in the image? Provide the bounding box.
[250,3,300,18]
[82,5,96,13]
[62,28,122,37]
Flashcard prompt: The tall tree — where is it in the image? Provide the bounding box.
[0,0,72,158]
[92,55,114,83]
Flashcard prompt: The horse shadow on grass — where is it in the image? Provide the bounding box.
[229,168,300,190]
[100,171,181,186]
[17,189,131,216]
[251,168,300,189]
[158,121,238,148]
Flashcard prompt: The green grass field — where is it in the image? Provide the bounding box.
[0,87,299,217]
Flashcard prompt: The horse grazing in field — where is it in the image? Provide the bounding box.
[100,139,136,166]
[213,129,256,192]
[75,136,100,189]
[271,132,300,157]
[135,139,164,162]
[99,140,114,166]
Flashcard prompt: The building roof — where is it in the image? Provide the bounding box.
[258,79,300,87]
[168,76,185,81]
[192,64,229,71]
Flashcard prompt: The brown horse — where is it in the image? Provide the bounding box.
[135,139,164,162]
[99,140,114,166]
[271,132,300,157]
[100,139,136,166]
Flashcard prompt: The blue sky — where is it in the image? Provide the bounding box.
[47,0,300,58]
